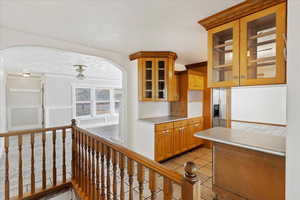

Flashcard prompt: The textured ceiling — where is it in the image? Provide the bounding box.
[0,46,122,80]
[0,0,243,65]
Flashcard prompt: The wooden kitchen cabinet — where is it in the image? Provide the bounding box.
[129,51,178,101]
[155,118,204,162]
[202,2,286,88]
[188,70,205,90]
[155,122,174,161]
[173,120,188,155]
[240,3,286,86]
[207,20,240,88]
[188,117,204,148]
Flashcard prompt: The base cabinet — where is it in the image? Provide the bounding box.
[155,117,204,162]
[155,122,174,161]
[173,120,189,155]
[188,117,204,148]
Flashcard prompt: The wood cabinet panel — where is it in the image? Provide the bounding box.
[155,122,173,131]
[239,3,286,86]
[155,118,204,162]
[213,142,285,200]
[174,120,187,128]
[155,128,173,162]
[131,51,178,101]
[173,126,184,155]
[206,3,286,88]
[207,20,240,88]
[188,74,204,90]
[174,120,188,155]
[188,117,204,148]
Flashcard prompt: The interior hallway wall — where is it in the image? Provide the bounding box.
[286,0,300,199]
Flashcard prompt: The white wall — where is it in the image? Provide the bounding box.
[138,102,170,118]
[0,68,6,132]
[286,0,300,199]
[126,60,156,158]
[188,90,203,118]
[231,85,287,125]
[44,75,121,127]
[0,67,6,158]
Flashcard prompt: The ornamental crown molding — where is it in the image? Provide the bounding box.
[198,0,286,30]
[129,51,178,61]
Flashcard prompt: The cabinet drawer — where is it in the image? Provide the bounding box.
[188,117,203,125]
[155,122,173,131]
[174,120,187,128]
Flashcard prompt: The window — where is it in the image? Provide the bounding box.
[75,88,92,117]
[114,89,122,114]
[95,89,110,115]
[73,86,122,119]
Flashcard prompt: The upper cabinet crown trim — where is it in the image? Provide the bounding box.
[198,0,286,30]
[129,51,178,61]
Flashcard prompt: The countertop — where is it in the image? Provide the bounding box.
[195,127,286,156]
[139,116,188,124]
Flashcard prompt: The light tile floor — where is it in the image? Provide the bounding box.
[161,147,215,200]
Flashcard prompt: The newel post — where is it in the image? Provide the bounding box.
[182,161,201,200]
[71,119,77,180]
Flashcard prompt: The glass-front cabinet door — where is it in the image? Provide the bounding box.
[155,58,168,101]
[208,20,240,88]
[141,58,155,100]
[240,3,286,85]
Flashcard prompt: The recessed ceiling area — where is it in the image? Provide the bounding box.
[0,0,243,64]
[0,46,122,80]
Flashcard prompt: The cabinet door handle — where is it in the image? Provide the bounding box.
[240,75,246,79]
[233,75,239,79]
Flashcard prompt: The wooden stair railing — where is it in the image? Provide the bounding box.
[0,120,202,200]
[0,125,73,200]
[71,119,202,200]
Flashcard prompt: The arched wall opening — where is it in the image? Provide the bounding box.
[0,45,128,143]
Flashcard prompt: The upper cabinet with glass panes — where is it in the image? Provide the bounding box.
[129,51,178,101]
[199,1,286,88]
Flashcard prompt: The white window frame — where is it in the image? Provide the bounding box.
[72,84,122,120]
[95,88,111,116]
[73,86,93,119]
[113,89,122,115]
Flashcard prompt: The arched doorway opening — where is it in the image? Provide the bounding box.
[0,46,126,142]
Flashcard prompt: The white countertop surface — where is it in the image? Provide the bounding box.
[139,116,187,124]
[195,127,286,156]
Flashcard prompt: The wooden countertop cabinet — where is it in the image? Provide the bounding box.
[206,3,286,88]
[155,118,204,162]
[155,124,174,162]
[188,117,204,148]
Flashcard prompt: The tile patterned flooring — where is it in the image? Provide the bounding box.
[161,147,214,200]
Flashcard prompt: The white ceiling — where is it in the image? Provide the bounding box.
[0,46,122,80]
[0,0,243,64]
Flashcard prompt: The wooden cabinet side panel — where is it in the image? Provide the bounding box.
[155,130,164,161]
[170,73,188,117]
[213,143,285,200]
